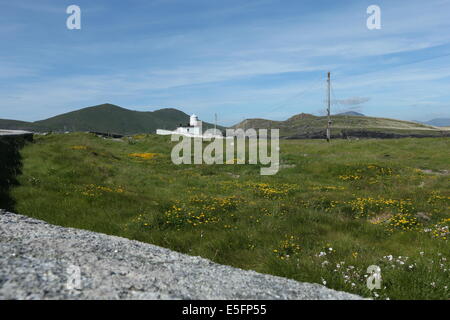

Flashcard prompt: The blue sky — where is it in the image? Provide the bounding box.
[1,0,450,125]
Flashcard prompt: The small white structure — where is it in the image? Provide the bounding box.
[157,114,224,138]
[156,114,202,137]
[189,114,200,127]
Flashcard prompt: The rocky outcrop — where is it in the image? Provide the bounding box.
[0,212,363,300]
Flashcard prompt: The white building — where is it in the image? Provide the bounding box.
[156,114,227,138]
[156,114,203,137]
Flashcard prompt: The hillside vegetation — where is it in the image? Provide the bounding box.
[7,133,449,299]
[0,104,220,135]
[2,104,449,139]
[233,114,449,139]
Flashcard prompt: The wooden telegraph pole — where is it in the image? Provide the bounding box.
[326,72,331,142]
[214,113,217,134]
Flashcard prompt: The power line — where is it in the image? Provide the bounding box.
[331,51,450,84]
[330,82,339,106]
[263,73,326,115]
[326,52,450,115]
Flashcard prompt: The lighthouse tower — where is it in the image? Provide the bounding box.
[188,114,202,135]
[190,114,199,127]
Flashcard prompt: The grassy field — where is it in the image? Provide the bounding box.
[9,133,450,299]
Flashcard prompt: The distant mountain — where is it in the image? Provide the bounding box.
[232,113,449,139]
[336,111,365,116]
[0,104,222,135]
[414,118,450,127]
[0,119,38,132]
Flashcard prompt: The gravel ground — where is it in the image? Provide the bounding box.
[0,212,362,300]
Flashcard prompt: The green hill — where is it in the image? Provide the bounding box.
[422,118,450,127]
[336,111,365,116]
[2,104,448,138]
[0,104,221,135]
[0,119,40,132]
[232,113,450,139]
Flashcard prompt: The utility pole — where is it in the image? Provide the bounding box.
[214,113,217,134]
[326,71,331,142]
